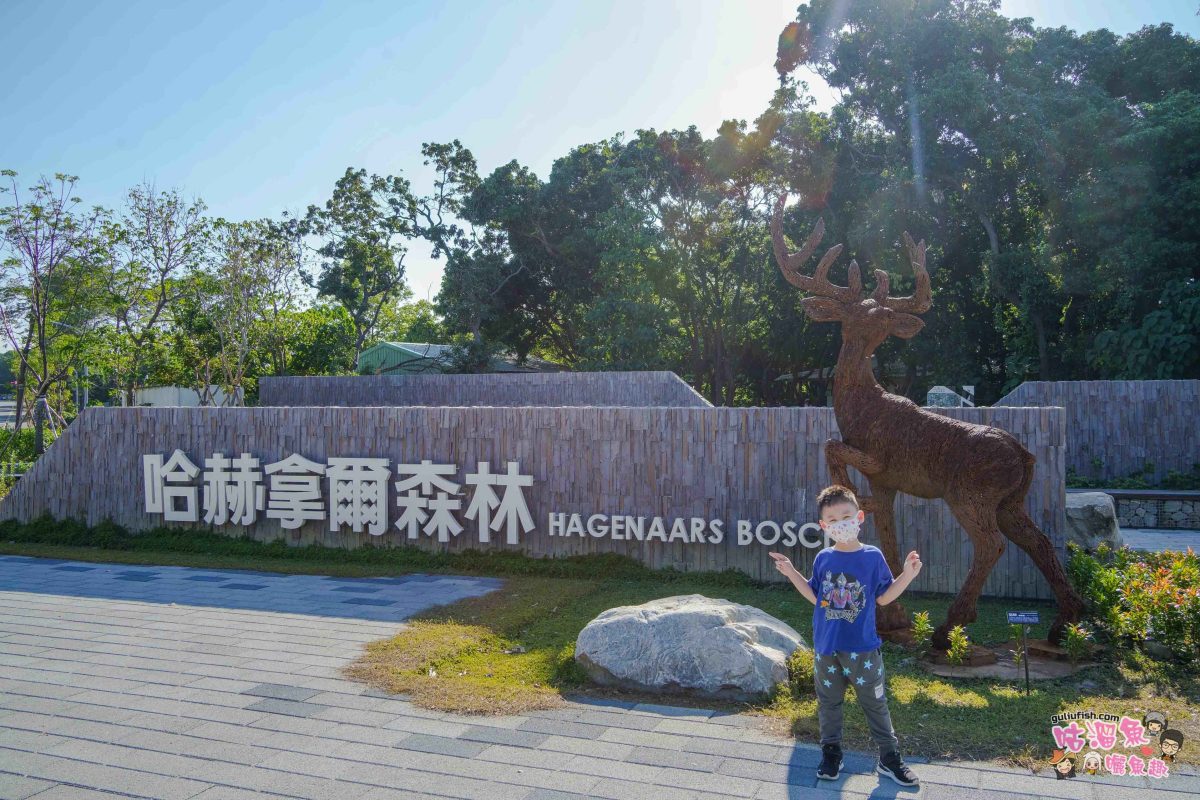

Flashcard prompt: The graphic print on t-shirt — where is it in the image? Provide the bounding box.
[818,570,866,623]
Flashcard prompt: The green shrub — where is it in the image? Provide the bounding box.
[1067,542,1200,664]
[1064,623,1092,664]
[910,610,933,658]
[786,647,816,698]
[0,427,59,462]
[1066,461,1200,490]
[946,625,970,665]
[1009,624,1026,669]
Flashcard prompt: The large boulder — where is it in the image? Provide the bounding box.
[573,594,807,701]
[1065,492,1122,550]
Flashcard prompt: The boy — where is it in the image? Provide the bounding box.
[769,484,922,786]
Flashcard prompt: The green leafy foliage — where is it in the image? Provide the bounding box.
[911,610,934,658]
[1067,462,1200,490]
[786,647,817,699]
[1067,543,1200,664]
[946,625,970,666]
[1064,623,1093,664]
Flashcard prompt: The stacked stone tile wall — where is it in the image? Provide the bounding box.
[259,371,713,408]
[995,380,1199,485]
[0,404,1066,599]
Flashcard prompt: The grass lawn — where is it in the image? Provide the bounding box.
[2,524,1196,768]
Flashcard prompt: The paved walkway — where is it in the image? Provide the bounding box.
[1,556,1196,800]
[1120,527,1200,553]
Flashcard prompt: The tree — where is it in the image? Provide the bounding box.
[285,304,357,376]
[778,0,1190,389]
[0,171,105,454]
[369,298,448,348]
[302,168,414,359]
[100,183,209,406]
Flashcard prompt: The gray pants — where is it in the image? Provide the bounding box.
[813,648,899,756]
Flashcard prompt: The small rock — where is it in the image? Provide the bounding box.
[503,645,527,655]
[1078,680,1098,691]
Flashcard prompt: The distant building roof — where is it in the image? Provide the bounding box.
[359,341,564,374]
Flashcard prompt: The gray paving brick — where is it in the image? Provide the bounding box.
[243,698,329,718]
[256,749,358,780]
[0,727,68,751]
[476,743,577,770]
[516,716,607,739]
[246,713,338,736]
[590,777,699,800]
[759,785,867,800]
[683,736,786,761]
[630,702,716,719]
[3,748,211,800]
[598,726,693,750]
[668,767,764,797]
[241,682,321,702]
[624,744,724,772]
[0,773,54,800]
[978,767,1095,798]
[13,785,131,799]
[382,715,472,738]
[403,749,598,794]
[538,736,632,761]
[558,754,664,783]
[188,788,271,800]
[458,724,549,748]
[394,732,488,758]
[531,707,661,732]
[358,789,448,800]
[902,762,982,788]
[349,764,530,799]
[319,723,413,748]
[310,705,398,726]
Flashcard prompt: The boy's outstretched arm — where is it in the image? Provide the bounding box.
[878,550,922,606]
[768,552,818,605]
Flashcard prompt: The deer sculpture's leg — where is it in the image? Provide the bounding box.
[824,440,883,513]
[933,499,1006,650]
[997,499,1085,646]
[868,485,911,636]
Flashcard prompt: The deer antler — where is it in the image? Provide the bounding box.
[876,231,931,314]
[771,193,862,303]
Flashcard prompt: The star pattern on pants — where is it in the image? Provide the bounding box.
[849,652,858,660]
[842,667,852,676]
[823,679,832,687]
[855,676,865,685]
[864,659,873,670]
[827,665,837,673]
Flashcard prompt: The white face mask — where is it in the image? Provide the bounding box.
[825,517,861,543]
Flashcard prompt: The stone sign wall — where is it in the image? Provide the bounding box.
[0,404,1066,599]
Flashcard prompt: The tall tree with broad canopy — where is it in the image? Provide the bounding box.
[301,168,414,361]
[0,171,106,452]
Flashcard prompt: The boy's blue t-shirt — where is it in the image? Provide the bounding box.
[807,544,894,655]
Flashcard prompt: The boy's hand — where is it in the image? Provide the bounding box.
[768,551,799,578]
[902,550,923,578]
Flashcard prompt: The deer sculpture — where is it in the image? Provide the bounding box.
[771,194,1084,648]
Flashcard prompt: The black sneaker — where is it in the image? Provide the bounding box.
[877,750,919,786]
[817,743,842,780]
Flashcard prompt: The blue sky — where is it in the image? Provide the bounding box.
[3,1,1198,302]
